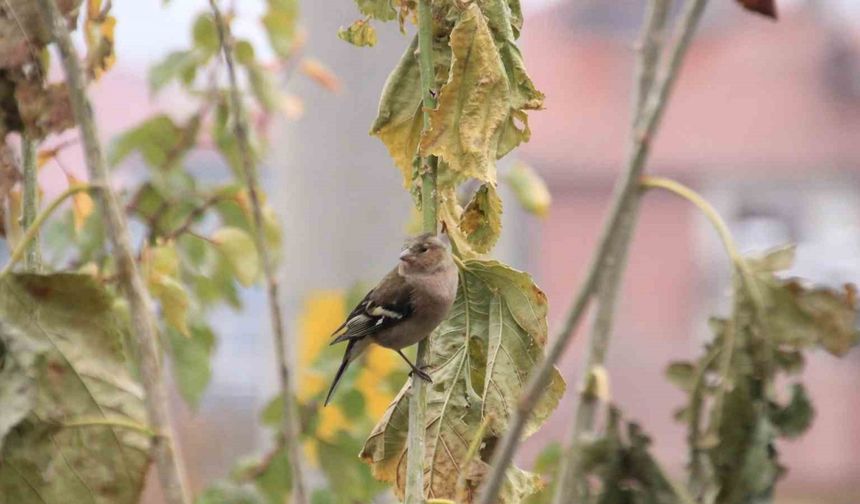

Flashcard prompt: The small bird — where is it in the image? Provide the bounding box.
[324,233,459,406]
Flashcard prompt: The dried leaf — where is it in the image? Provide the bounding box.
[14,82,75,139]
[338,19,378,48]
[0,0,81,70]
[459,183,502,254]
[361,259,563,502]
[419,5,508,185]
[65,173,94,231]
[0,273,151,504]
[736,0,778,19]
[0,321,45,451]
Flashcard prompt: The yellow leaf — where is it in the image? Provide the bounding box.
[337,19,378,47]
[459,183,503,254]
[149,273,191,337]
[65,173,94,231]
[211,227,259,287]
[300,58,341,93]
[505,162,551,218]
[419,5,508,185]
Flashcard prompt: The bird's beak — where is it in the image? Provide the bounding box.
[399,249,412,262]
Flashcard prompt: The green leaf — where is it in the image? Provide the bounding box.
[262,0,299,59]
[168,325,215,409]
[769,383,813,438]
[149,50,205,92]
[212,227,260,287]
[665,361,697,392]
[578,407,687,504]
[337,19,378,48]
[192,13,219,55]
[253,448,292,504]
[419,5,509,185]
[370,36,424,187]
[354,0,397,21]
[459,183,502,254]
[505,162,551,217]
[0,322,46,451]
[108,115,185,168]
[246,62,279,112]
[360,259,563,502]
[0,274,150,504]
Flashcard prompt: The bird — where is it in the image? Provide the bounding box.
[324,233,459,406]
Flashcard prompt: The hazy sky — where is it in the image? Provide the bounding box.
[113,1,860,67]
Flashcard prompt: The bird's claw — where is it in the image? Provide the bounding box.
[409,367,433,383]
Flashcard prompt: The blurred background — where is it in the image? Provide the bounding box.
[28,0,860,502]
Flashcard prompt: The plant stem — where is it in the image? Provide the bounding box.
[63,417,157,437]
[34,2,192,503]
[207,2,307,503]
[1,185,95,277]
[551,2,670,501]
[477,1,710,502]
[407,2,439,502]
[21,136,41,271]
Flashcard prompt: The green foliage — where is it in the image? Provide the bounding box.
[0,274,150,504]
[667,246,860,503]
[576,407,689,504]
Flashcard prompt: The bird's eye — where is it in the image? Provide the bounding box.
[418,246,428,254]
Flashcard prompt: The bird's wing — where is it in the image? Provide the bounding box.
[330,268,413,344]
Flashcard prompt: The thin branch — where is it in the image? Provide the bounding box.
[1,185,96,276]
[21,135,41,271]
[34,2,192,503]
[207,2,307,503]
[476,1,711,502]
[552,2,671,501]
[405,1,440,501]
[62,417,157,437]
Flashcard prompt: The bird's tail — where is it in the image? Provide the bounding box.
[324,339,364,406]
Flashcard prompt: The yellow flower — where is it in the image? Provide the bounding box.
[298,290,346,368]
[316,404,348,443]
[355,347,399,418]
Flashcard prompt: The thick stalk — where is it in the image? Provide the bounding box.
[34,2,191,503]
[406,1,439,502]
[551,1,670,501]
[476,1,711,502]
[206,2,307,503]
[21,136,41,271]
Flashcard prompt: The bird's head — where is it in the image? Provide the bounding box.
[398,233,451,276]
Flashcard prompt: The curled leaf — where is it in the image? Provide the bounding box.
[338,19,378,47]
[459,183,502,254]
[419,5,508,185]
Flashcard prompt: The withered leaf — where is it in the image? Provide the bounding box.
[736,0,778,19]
